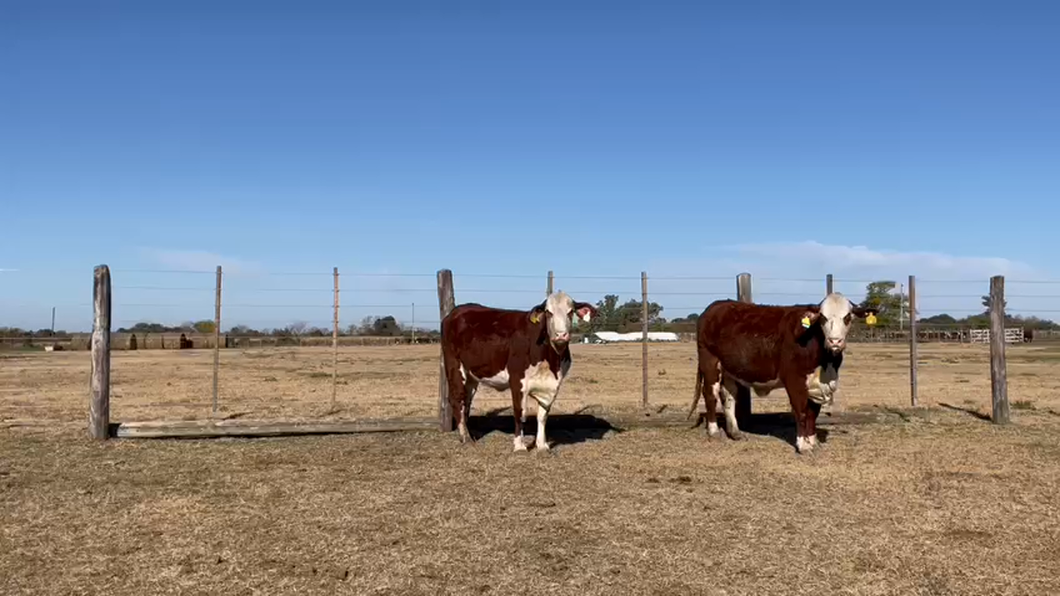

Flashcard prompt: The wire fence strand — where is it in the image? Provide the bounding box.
[5,268,1060,339]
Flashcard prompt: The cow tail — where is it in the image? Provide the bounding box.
[687,366,704,421]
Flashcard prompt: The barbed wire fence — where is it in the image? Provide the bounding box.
[5,264,1058,438]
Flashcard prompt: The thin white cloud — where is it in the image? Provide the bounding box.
[0,268,19,272]
[720,241,1037,280]
[642,241,1053,318]
[141,249,262,275]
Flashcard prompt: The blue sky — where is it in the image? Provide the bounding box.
[2,1,1058,331]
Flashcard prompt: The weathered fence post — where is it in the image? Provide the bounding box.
[735,273,753,424]
[547,270,554,296]
[826,273,834,295]
[641,271,649,409]
[437,269,456,432]
[332,267,340,408]
[909,275,918,407]
[737,273,753,304]
[89,264,111,440]
[989,275,1010,424]
[212,265,222,415]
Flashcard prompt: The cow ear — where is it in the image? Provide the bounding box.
[529,303,546,324]
[573,302,596,323]
[797,310,821,334]
[851,304,878,318]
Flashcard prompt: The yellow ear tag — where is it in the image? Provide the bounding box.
[865,314,878,326]
[530,313,540,324]
[801,316,812,328]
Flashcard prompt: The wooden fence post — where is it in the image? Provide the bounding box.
[641,271,649,409]
[737,273,753,304]
[547,270,554,295]
[212,265,222,415]
[909,275,918,407]
[90,264,111,440]
[437,269,456,432]
[734,273,753,424]
[332,267,340,408]
[989,275,1010,424]
[826,273,834,295]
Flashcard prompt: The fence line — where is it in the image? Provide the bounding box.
[4,264,1050,438]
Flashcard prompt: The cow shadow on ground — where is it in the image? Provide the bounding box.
[467,407,621,446]
[691,411,831,449]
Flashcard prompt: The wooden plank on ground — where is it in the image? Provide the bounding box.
[114,409,886,439]
[116,419,439,439]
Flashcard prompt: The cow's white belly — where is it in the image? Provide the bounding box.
[737,377,784,397]
[465,366,511,391]
[727,364,840,404]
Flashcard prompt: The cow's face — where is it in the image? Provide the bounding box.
[802,293,877,355]
[530,291,597,352]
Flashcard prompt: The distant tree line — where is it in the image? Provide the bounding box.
[0,316,440,340]
[579,280,1060,335]
[2,280,1056,340]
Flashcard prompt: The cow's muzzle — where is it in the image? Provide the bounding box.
[551,333,570,350]
[826,338,845,353]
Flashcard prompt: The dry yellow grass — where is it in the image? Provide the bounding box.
[3,341,1060,424]
[3,342,1060,595]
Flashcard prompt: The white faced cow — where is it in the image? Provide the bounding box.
[688,293,878,453]
[441,291,597,452]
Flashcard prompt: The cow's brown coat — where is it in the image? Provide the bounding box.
[690,298,877,452]
[440,295,596,450]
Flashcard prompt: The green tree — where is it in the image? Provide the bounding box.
[859,281,912,326]
[588,294,620,333]
[193,320,216,334]
[372,316,402,337]
[981,294,1007,314]
[920,313,957,325]
[614,299,664,329]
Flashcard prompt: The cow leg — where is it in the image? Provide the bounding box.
[689,347,722,438]
[720,375,744,440]
[444,357,470,443]
[534,398,551,452]
[703,355,722,438]
[783,376,815,453]
[735,384,753,431]
[510,380,529,452]
[461,378,479,443]
[806,400,822,449]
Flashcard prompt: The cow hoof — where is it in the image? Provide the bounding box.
[706,422,721,438]
[727,430,745,441]
[795,436,816,454]
[513,438,530,452]
[535,442,551,453]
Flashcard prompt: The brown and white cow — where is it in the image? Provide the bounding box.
[687,293,878,453]
[440,291,597,452]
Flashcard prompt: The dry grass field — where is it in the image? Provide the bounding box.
[3,341,1060,595]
